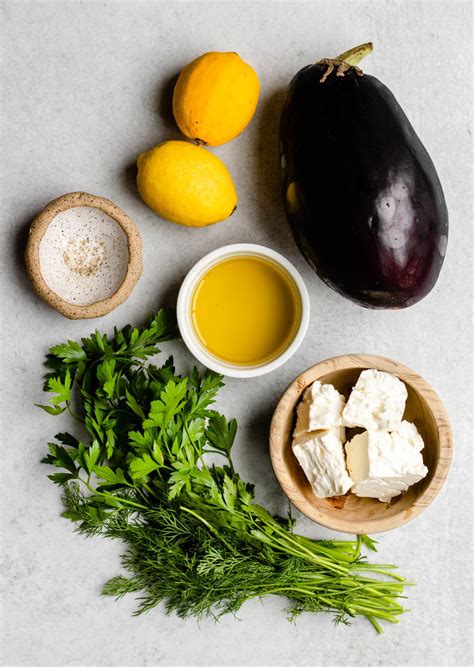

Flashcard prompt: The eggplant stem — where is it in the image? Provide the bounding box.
[336,42,373,66]
[317,43,373,83]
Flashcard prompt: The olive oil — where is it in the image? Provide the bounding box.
[191,255,301,366]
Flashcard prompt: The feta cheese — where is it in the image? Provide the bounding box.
[342,369,407,431]
[293,381,346,441]
[293,431,353,498]
[345,422,428,502]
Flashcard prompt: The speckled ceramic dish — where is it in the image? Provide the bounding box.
[25,192,142,319]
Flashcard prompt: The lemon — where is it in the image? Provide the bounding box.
[173,52,260,146]
[136,141,237,227]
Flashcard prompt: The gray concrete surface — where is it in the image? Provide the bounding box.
[1,1,472,665]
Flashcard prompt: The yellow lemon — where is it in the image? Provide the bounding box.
[136,141,237,227]
[173,52,260,146]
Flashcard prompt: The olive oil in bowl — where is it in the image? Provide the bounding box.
[191,256,301,366]
[177,245,309,378]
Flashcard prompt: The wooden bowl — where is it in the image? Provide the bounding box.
[25,192,142,319]
[269,354,452,534]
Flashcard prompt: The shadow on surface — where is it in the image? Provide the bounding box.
[251,88,295,245]
[10,207,53,315]
[150,272,184,315]
[155,70,181,133]
[241,401,290,516]
[120,70,182,205]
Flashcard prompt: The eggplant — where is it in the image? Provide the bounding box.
[280,43,448,308]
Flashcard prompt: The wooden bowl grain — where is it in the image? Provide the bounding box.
[269,354,452,534]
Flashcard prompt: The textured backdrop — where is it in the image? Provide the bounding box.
[1,1,472,665]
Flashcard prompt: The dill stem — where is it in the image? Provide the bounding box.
[265,529,350,575]
[349,605,400,623]
[353,563,406,582]
[368,616,384,633]
[179,505,236,553]
[260,535,349,575]
[295,534,358,557]
[267,520,352,564]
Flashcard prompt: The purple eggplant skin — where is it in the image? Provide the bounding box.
[280,60,449,309]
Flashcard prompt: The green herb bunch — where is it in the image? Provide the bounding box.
[40,308,408,633]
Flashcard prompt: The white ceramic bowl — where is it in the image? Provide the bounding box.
[177,244,310,378]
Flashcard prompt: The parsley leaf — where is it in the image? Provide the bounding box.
[49,341,87,363]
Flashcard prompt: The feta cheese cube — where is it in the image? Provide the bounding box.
[293,431,353,498]
[391,420,424,451]
[345,422,428,502]
[293,381,346,441]
[342,369,407,431]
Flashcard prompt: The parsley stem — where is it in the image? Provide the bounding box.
[66,403,83,422]
[78,476,147,511]
[203,449,230,458]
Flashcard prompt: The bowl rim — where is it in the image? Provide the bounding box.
[176,243,310,378]
[25,191,143,320]
[269,353,452,534]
